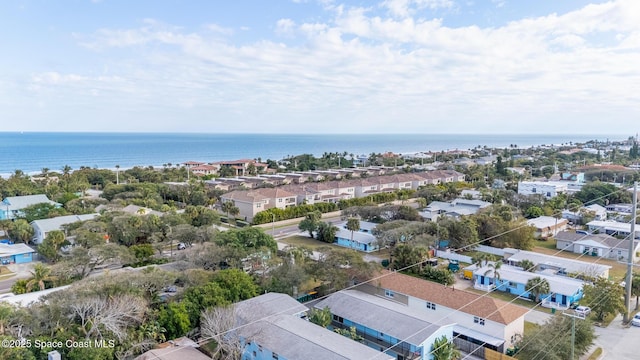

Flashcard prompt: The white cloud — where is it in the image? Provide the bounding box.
[382,0,454,18]
[15,0,640,133]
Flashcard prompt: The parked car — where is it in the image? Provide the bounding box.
[631,314,640,327]
[575,306,591,317]
[177,242,186,250]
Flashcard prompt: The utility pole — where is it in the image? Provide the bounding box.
[563,312,583,360]
[624,181,638,323]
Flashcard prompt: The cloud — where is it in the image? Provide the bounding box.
[16,0,640,133]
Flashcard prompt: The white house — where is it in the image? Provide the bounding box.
[517,181,567,199]
[586,220,640,240]
[1,194,60,220]
[526,216,568,238]
[555,231,640,262]
[503,248,610,279]
[358,271,528,354]
[30,214,99,245]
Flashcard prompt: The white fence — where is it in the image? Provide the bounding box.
[435,250,473,264]
[476,245,505,257]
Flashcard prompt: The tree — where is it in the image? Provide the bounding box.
[484,261,502,286]
[298,211,322,238]
[56,243,133,279]
[221,201,240,223]
[26,263,55,292]
[583,277,625,322]
[346,217,360,247]
[519,259,536,272]
[308,306,332,328]
[525,277,550,303]
[316,221,338,243]
[37,230,69,263]
[632,272,640,310]
[157,302,191,340]
[514,314,595,360]
[201,306,247,360]
[524,206,544,219]
[334,326,364,342]
[8,219,34,243]
[392,244,427,273]
[431,335,461,360]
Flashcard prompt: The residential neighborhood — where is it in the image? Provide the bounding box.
[0,137,639,360]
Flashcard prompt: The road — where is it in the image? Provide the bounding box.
[584,314,639,360]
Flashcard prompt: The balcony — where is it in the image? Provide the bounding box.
[541,299,569,311]
[473,282,495,292]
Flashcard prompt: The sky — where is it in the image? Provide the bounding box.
[0,0,639,134]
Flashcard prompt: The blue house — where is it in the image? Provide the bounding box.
[1,195,60,220]
[234,293,392,360]
[472,263,584,309]
[334,220,379,252]
[315,290,455,360]
[0,243,36,264]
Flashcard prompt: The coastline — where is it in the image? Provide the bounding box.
[0,133,628,178]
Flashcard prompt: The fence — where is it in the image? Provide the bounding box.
[476,245,506,257]
[435,250,473,264]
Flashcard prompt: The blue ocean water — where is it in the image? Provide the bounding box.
[0,132,623,176]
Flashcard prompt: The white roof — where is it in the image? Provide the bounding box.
[526,216,567,229]
[30,214,99,233]
[587,220,639,233]
[0,285,71,306]
[0,243,35,257]
[505,249,610,277]
[2,194,59,211]
[335,228,377,245]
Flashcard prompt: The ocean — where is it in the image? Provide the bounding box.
[0,132,623,177]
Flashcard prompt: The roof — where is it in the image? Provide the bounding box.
[122,205,164,216]
[474,264,584,296]
[0,243,35,257]
[315,290,451,345]
[234,292,308,323]
[240,314,393,360]
[505,249,610,276]
[374,271,528,325]
[555,231,638,251]
[2,194,59,211]
[134,346,210,360]
[526,216,568,229]
[334,228,377,245]
[30,214,99,233]
[0,285,71,306]
[587,220,639,232]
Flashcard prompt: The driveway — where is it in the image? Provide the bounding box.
[583,314,639,360]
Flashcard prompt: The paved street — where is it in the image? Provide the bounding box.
[583,314,639,360]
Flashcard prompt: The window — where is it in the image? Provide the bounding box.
[272,352,279,359]
[385,289,395,298]
[426,301,436,310]
[532,188,537,193]
[474,316,485,326]
[333,314,344,323]
[278,198,283,203]
[253,351,257,357]
[256,203,261,208]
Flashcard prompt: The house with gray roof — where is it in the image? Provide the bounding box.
[333,220,379,252]
[233,293,392,360]
[315,290,454,360]
[1,194,60,220]
[0,243,36,264]
[502,248,610,279]
[30,213,99,245]
[555,230,640,262]
[420,198,491,221]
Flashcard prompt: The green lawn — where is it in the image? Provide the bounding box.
[534,238,557,250]
[524,321,539,336]
[279,235,337,250]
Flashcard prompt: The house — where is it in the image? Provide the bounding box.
[315,290,455,360]
[358,271,528,354]
[586,220,640,240]
[334,220,379,252]
[234,293,391,360]
[472,263,585,310]
[210,159,269,176]
[502,248,610,279]
[561,204,607,223]
[555,231,640,262]
[420,199,491,221]
[0,194,60,220]
[0,243,36,264]
[121,205,164,217]
[30,214,99,245]
[189,164,218,177]
[517,181,567,199]
[605,203,635,214]
[220,188,297,222]
[135,337,209,360]
[526,216,568,238]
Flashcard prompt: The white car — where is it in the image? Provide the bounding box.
[631,314,640,327]
[575,306,591,317]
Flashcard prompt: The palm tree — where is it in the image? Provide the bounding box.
[26,263,55,292]
[431,335,461,360]
[115,164,120,184]
[525,277,550,303]
[346,217,360,248]
[484,261,502,287]
[9,219,34,243]
[519,259,536,272]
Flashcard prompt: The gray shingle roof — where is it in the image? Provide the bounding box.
[2,194,59,211]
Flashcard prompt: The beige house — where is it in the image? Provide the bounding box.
[221,188,297,222]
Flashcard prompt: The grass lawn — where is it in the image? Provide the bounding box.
[0,266,12,274]
[534,238,557,250]
[524,321,539,336]
[279,235,391,259]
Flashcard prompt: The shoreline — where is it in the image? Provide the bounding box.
[0,134,630,178]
